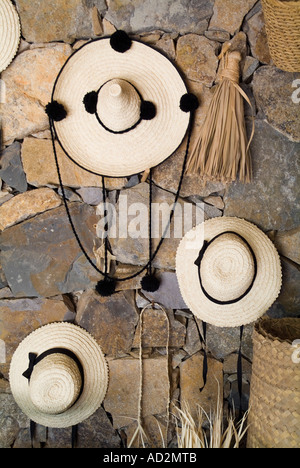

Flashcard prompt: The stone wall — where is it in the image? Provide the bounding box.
[0,0,299,448]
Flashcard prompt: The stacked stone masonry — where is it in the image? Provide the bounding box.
[0,0,299,448]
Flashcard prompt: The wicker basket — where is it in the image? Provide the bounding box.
[261,0,300,72]
[247,318,300,448]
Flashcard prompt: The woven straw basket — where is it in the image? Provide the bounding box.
[247,318,300,448]
[261,0,300,72]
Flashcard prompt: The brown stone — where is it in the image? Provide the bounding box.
[0,188,62,231]
[155,35,176,61]
[243,9,271,65]
[47,406,121,448]
[180,352,223,421]
[277,257,300,315]
[105,0,213,36]
[252,66,300,142]
[152,144,226,200]
[0,203,99,297]
[224,120,300,232]
[1,44,72,144]
[76,289,139,356]
[109,183,205,271]
[203,196,224,210]
[132,307,186,349]
[209,0,258,35]
[274,227,300,265]
[15,0,96,43]
[176,35,218,87]
[0,297,69,378]
[103,356,169,429]
[21,137,127,190]
[141,272,188,310]
[183,318,202,356]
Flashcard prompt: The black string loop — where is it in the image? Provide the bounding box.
[49,112,194,283]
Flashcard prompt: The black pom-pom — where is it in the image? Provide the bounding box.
[45,101,67,121]
[141,274,160,292]
[95,278,116,297]
[180,93,199,113]
[140,101,156,121]
[110,30,132,53]
[83,91,98,114]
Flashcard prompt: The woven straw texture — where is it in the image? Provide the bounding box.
[247,318,300,448]
[52,38,189,177]
[261,0,300,72]
[175,217,282,328]
[10,322,109,428]
[0,0,21,73]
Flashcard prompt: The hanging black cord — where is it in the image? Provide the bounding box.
[101,175,109,277]
[49,113,194,282]
[237,325,244,420]
[148,167,153,277]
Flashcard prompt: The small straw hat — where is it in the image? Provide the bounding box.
[0,0,21,73]
[176,217,282,328]
[49,31,191,177]
[9,322,109,428]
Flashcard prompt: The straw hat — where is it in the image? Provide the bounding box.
[9,322,108,428]
[48,31,192,177]
[176,217,282,328]
[0,0,21,73]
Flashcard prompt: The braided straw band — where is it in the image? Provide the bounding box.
[0,0,21,73]
[9,323,109,428]
[176,217,282,328]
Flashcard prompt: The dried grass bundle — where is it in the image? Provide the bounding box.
[175,400,249,449]
[186,44,255,184]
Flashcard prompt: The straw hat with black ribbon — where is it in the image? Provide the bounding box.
[45,30,199,297]
[176,217,282,405]
[0,0,21,73]
[176,217,282,328]
[9,322,109,446]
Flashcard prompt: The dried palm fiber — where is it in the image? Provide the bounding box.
[247,318,300,448]
[186,44,255,184]
[128,303,170,448]
[261,0,300,72]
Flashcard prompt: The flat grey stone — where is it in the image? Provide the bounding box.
[0,142,27,192]
[224,120,300,232]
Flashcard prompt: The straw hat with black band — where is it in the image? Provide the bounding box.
[0,0,21,73]
[9,322,109,446]
[46,30,199,297]
[176,217,282,404]
[176,217,282,328]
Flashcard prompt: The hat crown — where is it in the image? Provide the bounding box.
[29,354,82,415]
[97,79,141,132]
[200,233,255,303]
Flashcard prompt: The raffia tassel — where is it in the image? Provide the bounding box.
[186,47,255,184]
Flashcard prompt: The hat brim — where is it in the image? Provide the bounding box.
[0,0,21,73]
[52,37,190,177]
[9,322,108,428]
[176,217,282,328]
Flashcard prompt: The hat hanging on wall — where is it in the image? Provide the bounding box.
[46,30,197,177]
[46,30,199,296]
[0,0,21,73]
[9,322,109,429]
[176,217,282,328]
